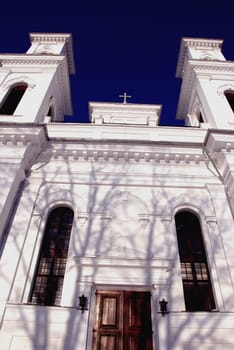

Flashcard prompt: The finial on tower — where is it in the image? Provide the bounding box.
[119,92,132,104]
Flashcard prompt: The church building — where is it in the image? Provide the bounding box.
[0,33,234,349]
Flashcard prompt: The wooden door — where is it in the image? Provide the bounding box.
[92,290,153,350]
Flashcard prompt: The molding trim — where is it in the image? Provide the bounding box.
[0,54,64,66]
[43,147,206,164]
[74,255,174,268]
[89,102,162,114]
[217,83,234,96]
[193,61,234,73]
[0,126,46,147]
[29,33,75,74]
[176,37,224,78]
[73,256,175,285]
[2,75,36,91]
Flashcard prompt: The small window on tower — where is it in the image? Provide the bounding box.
[47,106,53,117]
[46,97,55,121]
[199,112,204,123]
[225,91,234,113]
[0,83,28,115]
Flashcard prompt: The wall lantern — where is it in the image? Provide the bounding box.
[78,294,88,313]
[159,298,168,316]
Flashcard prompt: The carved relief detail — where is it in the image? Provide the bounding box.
[93,192,151,258]
[108,191,149,223]
[34,43,57,55]
[196,49,220,61]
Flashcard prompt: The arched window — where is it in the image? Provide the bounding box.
[0,83,28,115]
[175,211,215,311]
[224,90,234,113]
[30,207,74,306]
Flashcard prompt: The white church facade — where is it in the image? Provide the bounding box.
[0,33,234,349]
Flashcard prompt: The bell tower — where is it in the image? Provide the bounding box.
[0,33,75,247]
[0,33,75,123]
[176,37,234,216]
[175,37,234,129]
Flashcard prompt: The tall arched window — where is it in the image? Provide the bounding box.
[0,83,27,115]
[30,207,74,306]
[175,211,216,311]
[224,90,234,113]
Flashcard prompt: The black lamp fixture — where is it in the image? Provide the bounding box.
[78,294,88,313]
[159,298,168,316]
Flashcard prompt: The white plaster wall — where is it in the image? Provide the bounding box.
[1,305,88,350]
[0,178,41,322]
[163,313,234,350]
[0,163,25,240]
[196,78,234,129]
[1,133,234,349]
[0,131,234,349]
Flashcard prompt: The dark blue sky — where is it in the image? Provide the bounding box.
[0,2,233,125]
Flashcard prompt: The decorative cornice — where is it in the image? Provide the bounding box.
[183,38,223,49]
[205,131,234,154]
[0,134,30,146]
[29,33,75,74]
[192,61,234,73]
[176,37,224,78]
[0,126,46,147]
[30,33,72,43]
[0,54,64,67]
[89,102,162,114]
[38,146,206,165]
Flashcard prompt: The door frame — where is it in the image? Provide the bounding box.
[86,284,158,350]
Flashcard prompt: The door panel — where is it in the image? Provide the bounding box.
[102,296,118,326]
[93,290,153,350]
[93,291,123,350]
[124,292,153,350]
[99,334,117,350]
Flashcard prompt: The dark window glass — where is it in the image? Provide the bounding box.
[175,211,216,311]
[225,91,234,113]
[199,112,204,123]
[30,207,74,306]
[0,84,27,115]
[47,106,54,117]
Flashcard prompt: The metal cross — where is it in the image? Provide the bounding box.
[119,92,132,104]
